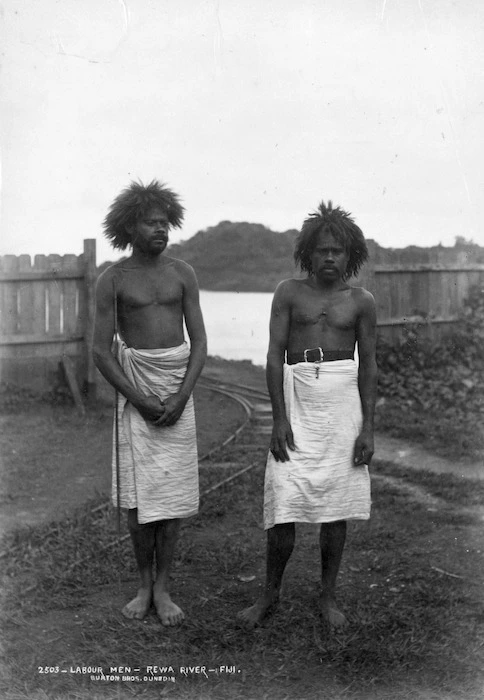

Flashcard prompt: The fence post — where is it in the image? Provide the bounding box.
[83,239,97,399]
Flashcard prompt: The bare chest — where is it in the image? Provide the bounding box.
[291,291,357,330]
[117,269,182,311]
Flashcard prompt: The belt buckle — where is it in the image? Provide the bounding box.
[303,347,324,363]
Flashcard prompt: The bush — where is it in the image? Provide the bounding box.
[376,285,484,460]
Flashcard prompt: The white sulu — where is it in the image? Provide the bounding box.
[112,341,199,524]
[264,360,371,530]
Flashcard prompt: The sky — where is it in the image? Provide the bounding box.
[1,0,483,264]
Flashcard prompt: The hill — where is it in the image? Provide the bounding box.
[168,221,302,292]
[98,223,484,291]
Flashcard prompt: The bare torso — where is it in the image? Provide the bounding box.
[113,257,186,349]
[285,278,362,354]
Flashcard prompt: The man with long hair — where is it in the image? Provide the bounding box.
[239,200,377,628]
[93,180,207,625]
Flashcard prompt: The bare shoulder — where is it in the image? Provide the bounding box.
[96,262,118,293]
[96,259,132,293]
[169,256,196,276]
[274,277,307,300]
[349,285,376,317]
[166,256,200,288]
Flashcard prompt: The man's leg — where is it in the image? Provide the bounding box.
[320,520,347,628]
[238,522,295,627]
[122,508,156,619]
[153,518,185,626]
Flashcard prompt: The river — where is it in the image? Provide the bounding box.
[199,290,360,368]
[199,291,273,367]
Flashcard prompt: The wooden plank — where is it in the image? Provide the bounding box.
[391,270,407,321]
[428,269,444,319]
[17,255,35,334]
[74,279,84,337]
[0,256,19,335]
[455,269,468,315]
[0,339,84,358]
[62,255,81,336]
[444,270,456,319]
[377,315,459,327]
[375,265,484,273]
[63,279,79,336]
[449,270,461,315]
[46,255,63,336]
[414,269,429,316]
[0,334,84,345]
[31,255,49,336]
[62,253,82,274]
[62,354,86,415]
[373,270,389,324]
[47,253,63,272]
[83,239,97,393]
[0,270,83,282]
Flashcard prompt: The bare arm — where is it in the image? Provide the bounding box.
[155,263,207,427]
[266,282,295,462]
[354,290,378,466]
[92,268,165,422]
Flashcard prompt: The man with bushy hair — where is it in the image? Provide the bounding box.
[93,180,207,625]
[239,200,377,629]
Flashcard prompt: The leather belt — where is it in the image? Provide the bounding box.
[286,347,354,364]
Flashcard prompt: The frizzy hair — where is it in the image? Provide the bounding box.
[294,200,368,280]
[102,180,185,250]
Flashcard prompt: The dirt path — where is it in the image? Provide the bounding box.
[2,389,483,700]
[374,432,484,481]
[0,383,247,537]
[2,353,481,541]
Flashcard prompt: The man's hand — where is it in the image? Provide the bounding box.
[270,418,296,462]
[153,393,188,427]
[353,429,374,466]
[136,395,166,423]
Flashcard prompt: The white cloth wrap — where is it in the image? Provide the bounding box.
[112,341,199,524]
[264,360,371,530]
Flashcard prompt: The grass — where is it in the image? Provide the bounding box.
[373,460,484,507]
[374,400,484,464]
[1,356,483,699]
[1,441,483,700]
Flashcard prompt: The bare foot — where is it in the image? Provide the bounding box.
[122,587,152,620]
[153,587,185,626]
[320,596,347,629]
[237,592,279,628]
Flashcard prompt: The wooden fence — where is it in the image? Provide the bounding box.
[0,240,97,392]
[355,256,484,344]
[1,236,483,393]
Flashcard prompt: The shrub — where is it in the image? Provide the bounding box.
[376,285,484,460]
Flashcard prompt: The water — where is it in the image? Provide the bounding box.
[198,290,360,368]
[199,291,273,367]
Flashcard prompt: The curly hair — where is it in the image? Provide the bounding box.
[294,200,368,280]
[102,180,185,250]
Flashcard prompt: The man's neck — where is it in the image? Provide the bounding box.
[129,249,164,267]
[309,275,347,293]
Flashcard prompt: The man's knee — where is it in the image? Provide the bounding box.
[268,522,295,545]
[127,509,152,532]
[160,518,181,537]
[320,519,346,531]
